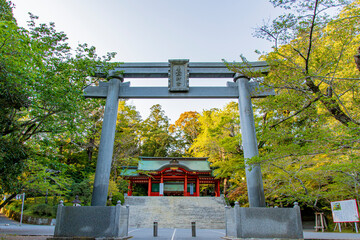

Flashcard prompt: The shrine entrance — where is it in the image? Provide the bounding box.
[123,157,221,197]
[85,59,273,208]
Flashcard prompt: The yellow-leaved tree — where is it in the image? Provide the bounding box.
[241,0,360,209]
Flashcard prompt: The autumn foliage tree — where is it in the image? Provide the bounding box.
[169,111,200,156]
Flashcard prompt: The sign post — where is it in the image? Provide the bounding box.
[19,193,25,226]
[331,199,360,232]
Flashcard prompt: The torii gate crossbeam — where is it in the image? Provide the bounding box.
[86,60,274,207]
[95,61,268,79]
[84,81,274,99]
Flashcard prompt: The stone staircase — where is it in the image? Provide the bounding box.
[124,196,226,229]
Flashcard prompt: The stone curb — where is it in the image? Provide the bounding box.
[47,237,133,240]
[222,238,303,240]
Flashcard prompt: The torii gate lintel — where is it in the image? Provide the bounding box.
[84,81,274,99]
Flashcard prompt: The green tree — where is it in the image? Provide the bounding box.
[0,0,29,198]
[21,158,71,204]
[140,104,175,157]
[112,101,141,181]
[0,0,115,208]
[189,102,246,199]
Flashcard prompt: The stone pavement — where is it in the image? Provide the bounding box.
[3,213,360,239]
[125,196,226,229]
[0,212,54,239]
[0,212,18,225]
[303,229,360,239]
[128,227,225,239]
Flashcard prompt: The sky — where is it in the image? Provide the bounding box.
[11,0,282,123]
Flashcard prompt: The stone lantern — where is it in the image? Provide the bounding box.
[72,195,81,206]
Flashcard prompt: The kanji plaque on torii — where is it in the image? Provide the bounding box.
[85,59,274,207]
[168,59,189,92]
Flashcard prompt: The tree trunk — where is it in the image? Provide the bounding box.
[306,77,359,126]
[223,178,228,196]
[87,137,94,162]
[0,193,17,210]
[45,189,48,204]
[354,46,360,71]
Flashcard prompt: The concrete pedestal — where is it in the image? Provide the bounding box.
[51,205,130,239]
[225,203,303,239]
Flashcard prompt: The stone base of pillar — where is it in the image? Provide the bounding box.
[52,205,130,239]
[225,203,303,239]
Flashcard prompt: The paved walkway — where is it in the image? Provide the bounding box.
[0,212,54,238]
[129,228,225,239]
[2,213,360,239]
[0,212,18,225]
[303,230,360,239]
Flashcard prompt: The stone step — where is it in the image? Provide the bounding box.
[124,196,226,229]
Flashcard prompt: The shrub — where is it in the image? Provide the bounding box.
[52,205,58,217]
[32,204,54,217]
[23,203,29,210]
[70,179,92,205]
[111,192,124,205]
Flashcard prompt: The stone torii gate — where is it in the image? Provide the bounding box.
[85,59,274,207]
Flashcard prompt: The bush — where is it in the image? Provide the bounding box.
[52,205,58,217]
[70,179,92,205]
[23,203,29,211]
[111,192,124,205]
[32,204,55,217]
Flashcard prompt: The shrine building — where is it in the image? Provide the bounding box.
[123,157,221,197]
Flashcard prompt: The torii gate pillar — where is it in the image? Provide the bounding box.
[235,74,265,207]
[91,76,122,206]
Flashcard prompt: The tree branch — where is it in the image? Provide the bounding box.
[305,0,319,74]
[304,75,359,126]
[270,96,320,129]
[269,163,309,195]
[0,35,12,51]
[312,76,360,81]
[0,193,17,210]
[292,47,307,61]
[259,26,278,49]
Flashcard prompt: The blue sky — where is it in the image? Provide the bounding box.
[12,0,282,123]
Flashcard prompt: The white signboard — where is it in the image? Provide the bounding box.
[16,194,25,200]
[159,183,164,195]
[331,199,359,223]
[189,183,194,195]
